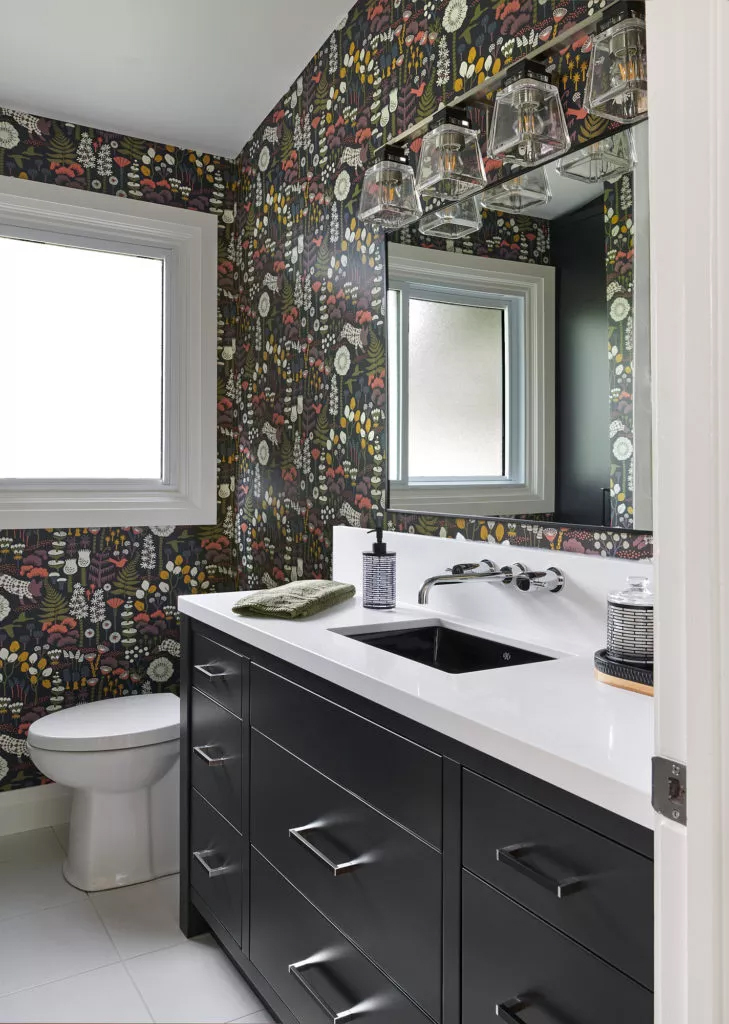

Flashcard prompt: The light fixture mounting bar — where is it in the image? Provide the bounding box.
[375,0,624,156]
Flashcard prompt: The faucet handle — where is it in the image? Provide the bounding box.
[500,562,528,585]
[515,566,565,594]
[448,562,482,575]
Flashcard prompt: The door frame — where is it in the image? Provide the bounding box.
[649,0,729,1020]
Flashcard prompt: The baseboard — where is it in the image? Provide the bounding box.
[0,783,71,836]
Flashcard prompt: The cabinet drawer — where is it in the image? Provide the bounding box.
[250,850,429,1024]
[251,730,442,1021]
[191,688,244,833]
[462,870,652,1024]
[462,769,653,989]
[190,790,246,949]
[192,630,248,718]
[250,663,442,848]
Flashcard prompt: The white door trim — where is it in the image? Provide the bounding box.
[649,1,729,1021]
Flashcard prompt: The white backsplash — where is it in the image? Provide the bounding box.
[333,525,653,658]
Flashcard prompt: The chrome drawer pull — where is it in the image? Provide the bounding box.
[289,823,367,876]
[496,843,584,898]
[192,849,233,878]
[193,745,231,767]
[194,664,227,680]
[496,998,528,1022]
[289,958,366,1021]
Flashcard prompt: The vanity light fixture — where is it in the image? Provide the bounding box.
[487,58,570,167]
[358,146,423,231]
[556,130,637,184]
[418,195,482,239]
[415,110,487,201]
[584,2,647,124]
[480,167,552,214]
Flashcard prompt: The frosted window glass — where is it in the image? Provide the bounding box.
[408,299,504,479]
[0,236,164,479]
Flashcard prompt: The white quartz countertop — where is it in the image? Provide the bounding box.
[178,592,654,830]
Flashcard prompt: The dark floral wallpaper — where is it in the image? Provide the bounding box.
[0,110,238,790]
[605,172,635,529]
[236,0,653,590]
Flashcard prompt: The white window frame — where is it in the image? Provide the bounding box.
[386,243,555,517]
[0,176,218,528]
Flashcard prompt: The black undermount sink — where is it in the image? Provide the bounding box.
[346,625,554,674]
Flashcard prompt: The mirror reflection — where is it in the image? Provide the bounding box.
[385,121,650,532]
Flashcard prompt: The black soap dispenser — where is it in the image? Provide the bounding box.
[362,513,396,610]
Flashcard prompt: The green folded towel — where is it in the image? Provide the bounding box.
[232,579,356,620]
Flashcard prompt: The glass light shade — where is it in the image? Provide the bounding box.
[488,62,570,167]
[418,196,481,239]
[556,130,636,184]
[358,154,422,231]
[480,167,551,213]
[584,7,647,124]
[415,119,487,201]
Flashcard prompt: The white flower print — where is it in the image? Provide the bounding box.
[150,525,175,537]
[258,440,270,466]
[612,436,634,462]
[334,170,351,202]
[0,596,9,622]
[609,419,626,439]
[443,0,468,32]
[147,656,174,683]
[610,296,630,322]
[258,145,270,172]
[0,122,19,149]
[258,291,271,317]
[334,345,351,377]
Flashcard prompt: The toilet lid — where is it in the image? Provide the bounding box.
[27,693,180,752]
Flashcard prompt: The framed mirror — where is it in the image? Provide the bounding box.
[384,121,651,533]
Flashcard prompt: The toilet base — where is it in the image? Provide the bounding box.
[64,760,179,892]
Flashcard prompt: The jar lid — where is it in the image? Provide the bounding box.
[608,575,653,607]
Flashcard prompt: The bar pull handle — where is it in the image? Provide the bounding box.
[192,849,233,878]
[289,958,367,1021]
[496,843,584,898]
[496,998,529,1022]
[194,664,227,680]
[289,824,366,876]
[193,745,231,767]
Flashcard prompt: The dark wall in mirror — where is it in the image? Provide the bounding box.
[385,121,651,533]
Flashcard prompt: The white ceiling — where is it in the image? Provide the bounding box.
[0,0,351,158]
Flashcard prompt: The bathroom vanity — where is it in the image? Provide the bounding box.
[178,596,654,1024]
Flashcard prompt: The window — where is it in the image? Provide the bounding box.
[0,176,218,528]
[387,243,555,516]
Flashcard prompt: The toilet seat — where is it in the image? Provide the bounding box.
[28,693,180,752]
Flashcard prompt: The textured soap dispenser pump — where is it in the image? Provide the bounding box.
[362,512,396,610]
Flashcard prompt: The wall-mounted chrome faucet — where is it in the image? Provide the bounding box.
[418,558,527,605]
[418,559,564,604]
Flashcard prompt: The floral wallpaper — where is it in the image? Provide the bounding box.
[0,110,239,791]
[392,206,550,263]
[236,0,653,590]
[605,172,635,529]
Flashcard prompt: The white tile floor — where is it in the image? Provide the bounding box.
[0,827,275,1024]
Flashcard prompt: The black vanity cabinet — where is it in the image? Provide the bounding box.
[180,617,654,1024]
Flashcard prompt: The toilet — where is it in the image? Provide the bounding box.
[27,693,180,892]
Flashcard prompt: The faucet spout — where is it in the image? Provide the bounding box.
[418,560,526,605]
